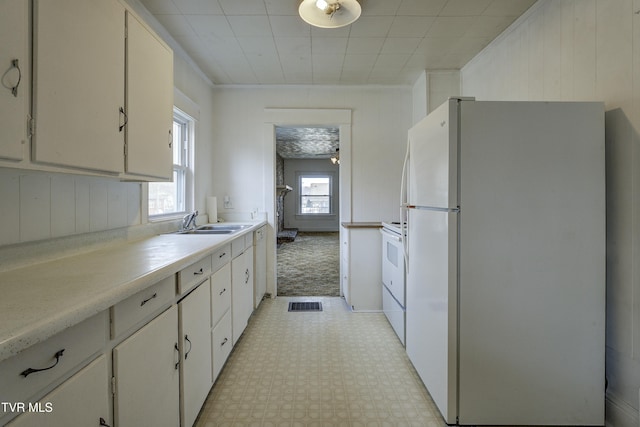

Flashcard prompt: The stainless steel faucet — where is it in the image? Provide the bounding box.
[181,210,198,231]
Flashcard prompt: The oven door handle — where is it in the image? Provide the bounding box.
[380,228,402,242]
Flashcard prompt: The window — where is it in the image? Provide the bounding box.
[148,109,193,218]
[299,174,332,214]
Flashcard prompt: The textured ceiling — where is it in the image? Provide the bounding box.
[276,126,340,158]
[138,0,537,85]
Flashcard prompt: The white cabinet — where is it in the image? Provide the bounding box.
[113,305,180,427]
[231,236,254,345]
[6,356,110,427]
[178,281,213,427]
[0,0,29,162]
[341,225,382,311]
[0,311,106,417]
[210,262,232,383]
[124,11,173,180]
[32,0,125,173]
[253,225,267,308]
[31,0,173,180]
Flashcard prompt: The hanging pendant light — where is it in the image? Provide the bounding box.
[299,0,361,29]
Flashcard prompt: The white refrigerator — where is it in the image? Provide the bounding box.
[402,98,605,426]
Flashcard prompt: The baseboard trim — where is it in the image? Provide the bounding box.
[606,392,639,427]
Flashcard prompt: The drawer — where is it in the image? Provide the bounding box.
[211,310,232,383]
[111,275,175,339]
[254,225,265,242]
[211,244,231,274]
[178,256,212,294]
[211,263,231,327]
[0,312,106,411]
[244,232,254,250]
[231,237,245,259]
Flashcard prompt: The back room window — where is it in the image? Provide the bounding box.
[299,174,332,214]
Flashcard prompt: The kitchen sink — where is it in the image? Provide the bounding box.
[177,229,234,235]
[195,224,251,231]
[173,223,251,235]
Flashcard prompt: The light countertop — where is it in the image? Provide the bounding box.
[340,222,383,229]
[0,221,266,362]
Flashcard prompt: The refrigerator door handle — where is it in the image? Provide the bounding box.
[401,138,410,273]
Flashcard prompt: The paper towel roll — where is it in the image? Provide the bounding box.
[206,197,217,223]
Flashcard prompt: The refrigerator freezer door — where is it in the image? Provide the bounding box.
[405,208,458,424]
[407,99,459,209]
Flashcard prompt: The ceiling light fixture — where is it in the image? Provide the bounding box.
[298,0,361,29]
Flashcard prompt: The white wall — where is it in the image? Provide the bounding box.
[210,85,412,224]
[283,158,340,232]
[461,1,640,425]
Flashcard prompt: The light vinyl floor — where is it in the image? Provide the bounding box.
[196,297,446,427]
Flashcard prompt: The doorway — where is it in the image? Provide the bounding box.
[275,126,340,296]
[263,108,352,299]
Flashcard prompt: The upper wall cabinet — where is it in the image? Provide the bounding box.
[30,0,173,180]
[0,0,29,161]
[125,12,173,181]
[32,0,126,174]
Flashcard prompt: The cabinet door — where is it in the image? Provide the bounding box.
[125,11,173,180]
[6,356,110,427]
[232,250,254,345]
[243,249,254,324]
[253,228,267,308]
[0,0,28,161]
[32,0,125,173]
[113,306,179,427]
[179,281,213,427]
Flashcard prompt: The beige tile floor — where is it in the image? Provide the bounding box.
[195,297,447,427]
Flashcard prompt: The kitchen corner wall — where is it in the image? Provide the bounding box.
[210,85,412,224]
[461,1,640,426]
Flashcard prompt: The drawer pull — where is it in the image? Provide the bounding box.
[174,343,180,370]
[219,252,227,259]
[184,335,192,360]
[220,337,228,347]
[219,288,227,296]
[194,268,204,276]
[20,349,65,378]
[99,417,112,427]
[140,293,157,306]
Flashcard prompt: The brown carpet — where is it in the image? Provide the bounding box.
[276,232,340,296]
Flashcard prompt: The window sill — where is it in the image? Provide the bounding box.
[295,214,336,220]
[148,212,187,223]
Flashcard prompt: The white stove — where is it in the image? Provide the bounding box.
[380,221,406,345]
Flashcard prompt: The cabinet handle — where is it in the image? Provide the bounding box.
[168,129,172,148]
[184,335,192,360]
[174,343,180,370]
[99,417,112,427]
[219,288,227,296]
[245,268,250,284]
[7,59,21,97]
[220,337,228,347]
[20,349,65,378]
[219,252,227,259]
[119,107,128,132]
[140,293,157,306]
[194,268,204,276]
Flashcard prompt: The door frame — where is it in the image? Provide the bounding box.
[263,108,352,298]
